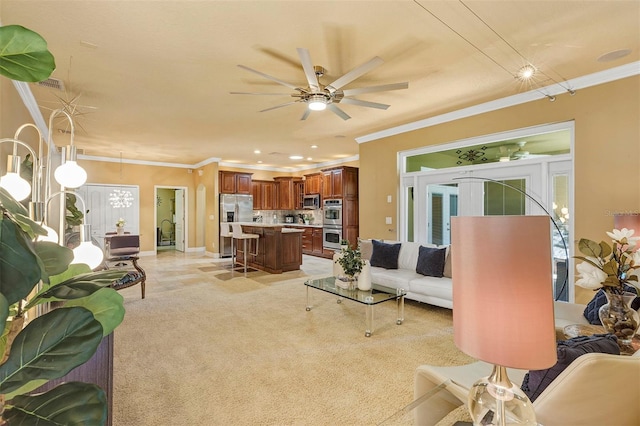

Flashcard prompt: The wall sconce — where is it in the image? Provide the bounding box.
[49,110,87,189]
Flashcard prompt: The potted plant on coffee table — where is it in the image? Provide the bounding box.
[335,243,365,290]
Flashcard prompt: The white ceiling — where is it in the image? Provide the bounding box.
[2,1,638,170]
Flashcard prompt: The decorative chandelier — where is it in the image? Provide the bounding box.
[109,188,133,208]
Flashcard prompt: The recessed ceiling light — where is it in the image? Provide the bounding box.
[254,150,261,154]
[257,160,263,164]
[307,157,312,161]
[597,49,632,63]
[289,155,303,160]
[311,145,318,149]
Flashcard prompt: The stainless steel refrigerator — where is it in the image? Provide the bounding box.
[219,194,253,257]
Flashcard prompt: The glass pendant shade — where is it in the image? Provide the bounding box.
[36,224,59,243]
[0,172,31,201]
[72,241,104,270]
[54,160,87,188]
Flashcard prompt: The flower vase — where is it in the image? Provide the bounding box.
[346,275,357,291]
[116,226,124,235]
[598,291,640,344]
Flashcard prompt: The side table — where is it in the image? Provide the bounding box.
[563,324,640,355]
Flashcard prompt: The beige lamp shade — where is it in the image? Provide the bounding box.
[614,213,640,232]
[451,215,557,370]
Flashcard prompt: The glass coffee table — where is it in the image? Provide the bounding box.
[304,276,405,337]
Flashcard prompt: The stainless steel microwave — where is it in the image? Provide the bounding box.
[303,194,320,209]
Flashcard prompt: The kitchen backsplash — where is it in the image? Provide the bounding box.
[253,209,322,225]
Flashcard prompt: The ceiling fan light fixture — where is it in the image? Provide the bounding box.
[307,94,327,111]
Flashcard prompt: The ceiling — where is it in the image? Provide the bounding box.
[1,1,638,171]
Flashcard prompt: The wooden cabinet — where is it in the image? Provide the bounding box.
[312,227,323,255]
[274,177,303,210]
[219,171,252,194]
[321,166,357,199]
[294,180,305,210]
[238,225,302,273]
[322,169,343,198]
[251,180,277,210]
[304,173,322,195]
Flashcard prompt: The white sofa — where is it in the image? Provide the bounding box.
[359,239,608,330]
[361,240,453,309]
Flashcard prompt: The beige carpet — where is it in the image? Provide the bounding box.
[113,252,473,425]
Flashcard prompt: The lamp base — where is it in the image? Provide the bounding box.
[468,365,537,425]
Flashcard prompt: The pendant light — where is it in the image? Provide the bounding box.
[49,110,87,189]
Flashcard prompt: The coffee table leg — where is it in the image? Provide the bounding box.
[396,291,405,325]
[365,304,374,337]
[306,286,311,311]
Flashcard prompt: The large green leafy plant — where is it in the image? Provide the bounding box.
[0,189,126,424]
[1,25,126,424]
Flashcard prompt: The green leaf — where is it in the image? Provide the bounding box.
[0,307,103,394]
[0,25,55,83]
[48,263,93,287]
[0,188,29,217]
[599,240,612,258]
[0,293,8,337]
[65,288,125,336]
[577,238,602,258]
[4,382,107,425]
[34,241,74,277]
[0,215,41,305]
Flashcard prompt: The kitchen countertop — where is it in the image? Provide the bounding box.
[237,222,323,228]
[231,222,322,230]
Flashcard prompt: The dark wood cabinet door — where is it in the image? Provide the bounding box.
[294,181,305,209]
[219,171,237,194]
[321,172,332,198]
[263,182,277,210]
[331,169,343,198]
[252,181,263,209]
[236,173,252,194]
[312,228,323,254]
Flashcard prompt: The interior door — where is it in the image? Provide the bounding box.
[174,189,185,252]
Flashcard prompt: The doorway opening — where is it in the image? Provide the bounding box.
[155,186,187,252]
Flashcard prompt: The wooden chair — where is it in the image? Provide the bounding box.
[105,234,146,299]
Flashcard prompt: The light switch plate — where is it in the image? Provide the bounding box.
[387,195,392,203]
[385,217,392,224]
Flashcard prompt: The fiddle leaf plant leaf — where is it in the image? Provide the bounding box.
[0,214,41,305]
[0,25,56,82]
[34,241,74,278]
[65,288,125,336]
[3,382,107,425]
[0,307,103,395]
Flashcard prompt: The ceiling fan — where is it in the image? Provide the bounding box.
[230,47,408,121]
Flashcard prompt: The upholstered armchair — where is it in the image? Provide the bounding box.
[414,350,640,425]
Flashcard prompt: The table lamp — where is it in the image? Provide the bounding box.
[451,216,557,425]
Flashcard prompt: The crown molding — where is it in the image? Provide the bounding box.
[219,155,359,173]
[356,61,640,144]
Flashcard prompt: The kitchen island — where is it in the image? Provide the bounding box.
[234,223,304,274]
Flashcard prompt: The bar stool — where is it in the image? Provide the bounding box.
[220,222,235,268]
[231,223,259,274]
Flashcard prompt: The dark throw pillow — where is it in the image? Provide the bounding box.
[520,334,620,402]
[416,246,447,277]
[369,240,402,269]
[583,285,640,325]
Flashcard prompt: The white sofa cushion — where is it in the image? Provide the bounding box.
[409,275,453,300]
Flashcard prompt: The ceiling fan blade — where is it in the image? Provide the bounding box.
[230,91,294,96]
[237,65,299,90]
[339,98,390,110]
[300,108,311,121]
[259,101,299,113]
[327,104,351,121]
[326,56,384,91]
[342,82,408,96]
[297,48,320,91]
